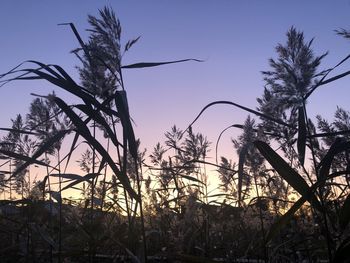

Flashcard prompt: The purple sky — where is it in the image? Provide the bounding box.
[1,1,350,165]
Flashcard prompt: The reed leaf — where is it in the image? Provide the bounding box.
[53,96,139,200]
[305,53,350,99]
[297,106,306,166]
[254,140,322,212]
[61,173,100,191]
[115,90,137,159]
[75,104,121,148]
[58,23,90,60]
[0,149,50,168]
[185,101,293,138]
[121,58,203,69]
[318,138,345,184]
[50,173,83,181]
[63,132,80,173]
[318,139,350,171]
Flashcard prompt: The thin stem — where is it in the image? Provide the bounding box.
[303,102,333,262]
[57,150,62,263]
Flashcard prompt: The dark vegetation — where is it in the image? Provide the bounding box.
[1,6,350,263]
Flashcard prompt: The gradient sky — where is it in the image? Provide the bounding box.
[1,1,350,167]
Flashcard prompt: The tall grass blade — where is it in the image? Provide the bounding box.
[318,138,344,183]
[50,173,83,181]
[121,58,203,69]
[115,90,137,159]
[53,96,139,200]
[185,101,293,138]
[75,104,121,148]
[297,106,306,165]
[254,140,322,211]
[0,149,51,168]
[61,173,100,191]
[215,124,242,164]
[63,132,80,173]
[305,53,350,99]
[58,23,90,60]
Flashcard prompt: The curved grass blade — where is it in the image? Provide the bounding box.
[319,69,350,86]
[75,104,121,148]
[63,132,80,173]
[53,97,139,200]
[184,101,293,137]
[115,90,137,159]
[254,140,322,212]
[305,53,350,100]
[58,23,90,60]
[0,149,51,168]
[121,58,203,69]
[318,138,344,183]
[215,124,283,164]
[61,173,100,191]
[26,60,66,81]
[50,173,83,181]
[215,124,242,164]
[1,61,100,108]
[297,106,306,166]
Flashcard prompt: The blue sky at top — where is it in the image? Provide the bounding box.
[1,1,350,163]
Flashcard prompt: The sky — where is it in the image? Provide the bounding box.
[1,0,350,172]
